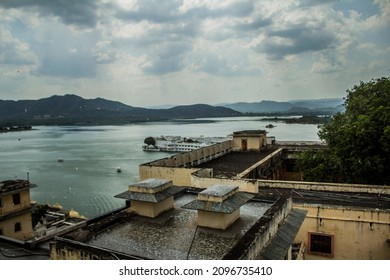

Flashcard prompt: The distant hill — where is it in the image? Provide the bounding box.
[0,94,240,125]
[220,98,344,114]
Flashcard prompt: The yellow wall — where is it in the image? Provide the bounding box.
[198,209,240,230]
[139,166,200,186]
[232,135,265,151]
[0,189,31,216]
[0,212,33,240]
[294,204,390,260]
[131,197,174,218]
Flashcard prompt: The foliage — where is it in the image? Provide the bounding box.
[144,136,156,146]
[297,77,390,185]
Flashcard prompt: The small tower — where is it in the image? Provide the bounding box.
[115,178,181,218]
[232,130,267,151]
[0,180,35,240]
[182,185,254,230]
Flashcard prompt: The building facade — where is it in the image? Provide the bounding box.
[0,180,34,240]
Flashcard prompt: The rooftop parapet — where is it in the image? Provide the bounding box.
[233,130,267,136]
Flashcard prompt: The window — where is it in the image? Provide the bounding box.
[0,228,3,235]
[14,222,22,232]
[0,197,2,208]
[308,232,334,257]
[13,193,21,205]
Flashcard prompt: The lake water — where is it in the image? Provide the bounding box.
[0,117,320,218]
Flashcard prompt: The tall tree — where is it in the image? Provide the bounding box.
[297,77,390,185]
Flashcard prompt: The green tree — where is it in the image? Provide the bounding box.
[297,77,390,185]
[144,136,156,146]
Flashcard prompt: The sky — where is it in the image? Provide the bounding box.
[0,0,389,107]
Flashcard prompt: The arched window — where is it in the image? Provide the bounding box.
[14,222,22,232]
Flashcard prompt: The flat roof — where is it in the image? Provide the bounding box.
[0,180,37,196]
[115,186,182,203]
[86,194,271,260]
[129,178,172,193]
[182,192,254,213]
[199,185,237,199]
[196,148,278,178]
[233,130,267,135]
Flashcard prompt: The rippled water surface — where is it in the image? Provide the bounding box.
[0,117,319,218]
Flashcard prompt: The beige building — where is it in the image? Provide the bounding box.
[137,130,390,260]
[50,178,307,260]
[0,180,35,240]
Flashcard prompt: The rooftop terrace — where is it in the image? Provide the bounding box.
[196,147,278,178]
[86,193,271,260]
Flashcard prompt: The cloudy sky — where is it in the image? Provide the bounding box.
[0,0,389,107]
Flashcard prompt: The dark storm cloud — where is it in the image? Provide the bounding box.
[115,0,254,23]
[258,26,335,60]
[234,17,272,31]
[0,0,100,28]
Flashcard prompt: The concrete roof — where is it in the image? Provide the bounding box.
[199,185,237,198]
[114,186,182,203]
[196,149,278,178]
[85,194,271,260]
[0,238,50,260]
[233,130,267,136]
[182,192,255,214]
[0,180,37,196]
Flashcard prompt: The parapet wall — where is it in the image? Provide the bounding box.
[142,140,233,168]
[223,196,292,260]
[257,179,390,195]
[139,141,233,186]
[191,173,259,193]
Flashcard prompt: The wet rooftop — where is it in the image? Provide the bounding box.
[129,178,172,193]
[0,180,36,195]
[87,194,271,260]
[198,185,237,200]
[182,192,254,214]
[196,148,278,178]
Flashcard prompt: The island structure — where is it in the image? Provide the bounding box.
[142,135,231,152]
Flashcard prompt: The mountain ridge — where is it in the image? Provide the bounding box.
[0,94,240,125]
[219,98,344,114]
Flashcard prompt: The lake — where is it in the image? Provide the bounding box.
[0,116,320,218]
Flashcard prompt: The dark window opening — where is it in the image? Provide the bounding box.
[241,139,248,151]
[13,193,21,205]
[309,232,334,257]
[0,228,3,235]
[14,222,22,232]
[285,159,296,172]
